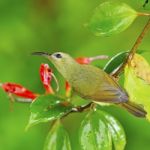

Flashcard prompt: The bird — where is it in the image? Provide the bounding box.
[32,51,146,118]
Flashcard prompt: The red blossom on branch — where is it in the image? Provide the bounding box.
[76,55,108,64]
[1,83,37,100]
[75,57,91,64]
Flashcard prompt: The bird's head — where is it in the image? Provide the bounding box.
[32,51,79,80]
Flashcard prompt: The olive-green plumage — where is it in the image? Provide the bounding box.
[32,51,146,117]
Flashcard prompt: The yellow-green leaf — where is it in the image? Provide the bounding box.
[124,54,150,121]
[130,53,150,83]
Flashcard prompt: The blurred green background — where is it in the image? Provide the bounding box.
[0,0,150,150]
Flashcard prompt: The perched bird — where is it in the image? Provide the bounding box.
[32,51,146,117]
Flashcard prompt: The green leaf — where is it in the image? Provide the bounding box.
[103,50,147,74]
[44,120,71,150]
[103,51,128,74]
[99,111,126,150]
[26,95,73,129]
[79,109,112,150]
[87,1,137,36]
[79,109,126,150]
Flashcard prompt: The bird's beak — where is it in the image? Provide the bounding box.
[31,52,52,59]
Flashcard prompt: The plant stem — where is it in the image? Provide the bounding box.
[138,12,150,16]
[89,55,109,61]
[15,98,33,103]
[113,17,150,77]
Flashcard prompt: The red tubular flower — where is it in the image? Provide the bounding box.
[75,57,90,64]
[65,81,72,97]
[76,55,109,64]
[40,63,54,94]
[1,83,37,100]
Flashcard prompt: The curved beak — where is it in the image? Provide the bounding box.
[31,51,51,59]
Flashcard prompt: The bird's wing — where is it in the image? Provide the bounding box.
[71,64,128,104]
[91,86,128,103]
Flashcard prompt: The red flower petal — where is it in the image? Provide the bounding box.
[75,57,90,64]
[65,81,71,97]
[1,83,37,99]
[40,64,54,94]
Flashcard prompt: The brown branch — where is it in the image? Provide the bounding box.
[71,102,93,112]
[138,12,150,16]
[113,17,150,78]
[63,102,93,118]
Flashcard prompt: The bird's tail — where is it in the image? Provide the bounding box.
[118,101,147,118]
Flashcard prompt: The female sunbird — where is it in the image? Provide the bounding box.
[32,51,146,117]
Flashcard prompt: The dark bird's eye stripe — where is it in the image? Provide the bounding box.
[55,53,62,58]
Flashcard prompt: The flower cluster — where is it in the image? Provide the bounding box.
[0,63,55,102]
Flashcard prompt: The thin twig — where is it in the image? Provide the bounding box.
[89,55,109,61]
[71,102,93,112]
[63,102,93,118]
[113,17,150,77]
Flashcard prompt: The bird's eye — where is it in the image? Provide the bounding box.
[54,53,62,58]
